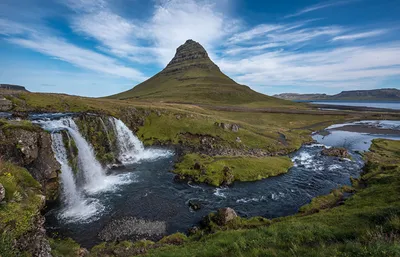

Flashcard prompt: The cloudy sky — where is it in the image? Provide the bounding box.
[0,0,399,97]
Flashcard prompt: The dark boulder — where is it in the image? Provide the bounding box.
[321,147,350,159]
[188,200,201,211]
[214,207,238,226]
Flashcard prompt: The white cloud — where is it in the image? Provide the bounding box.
[1,18,146,81]
[285,0,356,18]
[217,43,400,89]
[227,24,282,44]
[8,36,146,80]
[332,29,388,41]
[148,0,239,65]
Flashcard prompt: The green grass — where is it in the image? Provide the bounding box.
[0,119,41,133]
[50,238,81,257]
[174,153,293,186]
[138,139,400,256]
[108,62,296,108]
[0,161,43,257]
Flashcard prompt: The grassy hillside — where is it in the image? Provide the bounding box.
[109,67,293,107]
[108,40,294,107]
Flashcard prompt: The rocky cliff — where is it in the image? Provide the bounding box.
[0,121,60,201]
[0,84,28,92]
[161,39,220,75]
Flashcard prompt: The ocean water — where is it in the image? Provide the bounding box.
[310,101,400,110]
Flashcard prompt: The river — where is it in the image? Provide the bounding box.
[42,118,400,248]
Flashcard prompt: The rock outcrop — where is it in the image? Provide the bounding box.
[161,39,220,75]
[0,123,60,200]
[321,147,350,159]
[214,207,238,225]
[98,217,167,242]
[0,84,28,91]
[0,97,12,111]
[16,214,52,257]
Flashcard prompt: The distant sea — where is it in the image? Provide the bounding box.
[295,100,400,110]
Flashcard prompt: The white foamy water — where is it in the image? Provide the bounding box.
[213,188,228,198]
[35,117,138,222]
[50,133,102,222]
[236,196,266,203]
[110,117,173,164]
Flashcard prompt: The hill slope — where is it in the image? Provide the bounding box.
[109,40,291,106]
[274,88,400,101]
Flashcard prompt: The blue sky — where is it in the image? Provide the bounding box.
[0,0,399,97]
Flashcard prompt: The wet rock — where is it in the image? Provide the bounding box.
[215,207,238,226]
[188,200,201,211]
[98,217,167,242]
[174,174,191,183]
[0,127,61,200]
[188,226,200,235]
[78,248,89,257]
[118,107,146,132]
[231,124,239,132]
[322,147,350,159]
[0,183,5,202]
[193,162,202,170]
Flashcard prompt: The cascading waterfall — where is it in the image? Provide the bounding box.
[37,118,131,194]
[35,115,172,222]
[110,117,173,164]
[112,118,145,163]
[50,133,101,221]
[51,133,82,206]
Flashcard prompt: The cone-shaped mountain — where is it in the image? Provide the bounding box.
[109,40,288,106]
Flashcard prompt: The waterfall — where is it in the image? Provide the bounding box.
[35,118,130,194]
[65,120,108,192]
[110,117,173,164]
[34,115,172,222]
[111,118,145,163]
[50,132,102,222]
[51,133,82,207]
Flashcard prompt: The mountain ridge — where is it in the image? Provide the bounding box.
[274,88,400,101]
[109,40,292,107]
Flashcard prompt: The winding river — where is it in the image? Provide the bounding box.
[40,118,400,248]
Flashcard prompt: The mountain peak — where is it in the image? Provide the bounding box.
[109,40,285,106]
[162,39,219,74]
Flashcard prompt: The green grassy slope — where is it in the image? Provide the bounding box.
[109,67,292,106]
[108,40,294,107]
